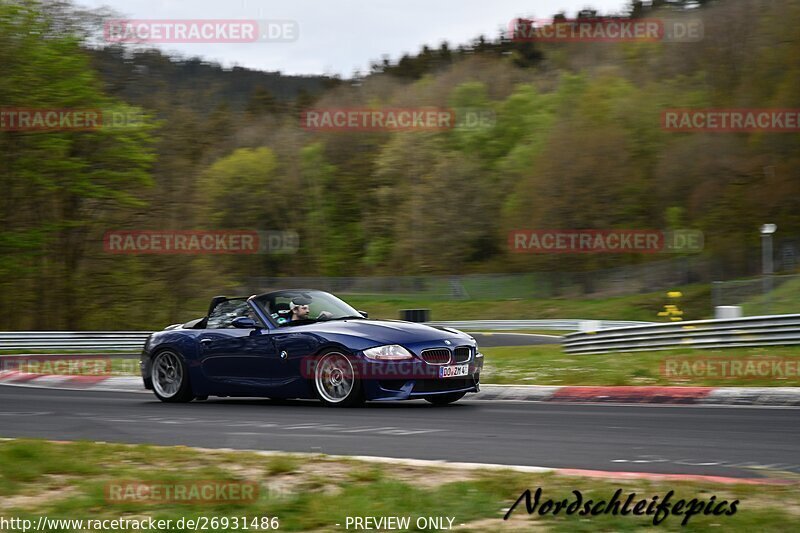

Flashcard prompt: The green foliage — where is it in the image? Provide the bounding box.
[202,147,279,226]
[4,0,800,328]
[0,0,157,329]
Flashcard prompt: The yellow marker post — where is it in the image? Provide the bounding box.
[659,291,684,321]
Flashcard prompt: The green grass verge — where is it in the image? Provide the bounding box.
[481,345,800,386]
[0,439,798,531]
[741,275,800,316]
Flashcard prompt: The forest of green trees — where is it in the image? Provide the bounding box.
[1,0,799,329]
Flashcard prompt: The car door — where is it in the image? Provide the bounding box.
[197,299,285,395]
[269,327,321,390]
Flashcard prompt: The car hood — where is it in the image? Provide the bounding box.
[294,319,470,345]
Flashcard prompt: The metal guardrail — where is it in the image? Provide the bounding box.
[563,314,800,354]
[0,332,150,352]
[0,320,652,352]
[8,315,794,355]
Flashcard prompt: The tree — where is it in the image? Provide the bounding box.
[0,0,157,329]
[246,86,280,116]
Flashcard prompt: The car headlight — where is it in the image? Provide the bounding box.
[363,344,413,361]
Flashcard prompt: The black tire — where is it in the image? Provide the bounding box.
[150,350,193,403]
[425,392,466,406]
[313,350,364,407]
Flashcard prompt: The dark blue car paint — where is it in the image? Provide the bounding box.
[141,301,482,401]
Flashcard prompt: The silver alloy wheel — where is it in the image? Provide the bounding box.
[151,351,184,399]
[315,352,355,404]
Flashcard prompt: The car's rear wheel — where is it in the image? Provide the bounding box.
[314,350,364,407]
[425,391,466,406]
[151,350,193,403]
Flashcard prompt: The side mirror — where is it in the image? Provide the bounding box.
[232,317,258,329]
[358,310,369,319]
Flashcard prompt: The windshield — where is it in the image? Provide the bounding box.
[254,290,362,326]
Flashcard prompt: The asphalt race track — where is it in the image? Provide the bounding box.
[1,385,798,479]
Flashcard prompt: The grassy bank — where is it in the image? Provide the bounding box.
[346,283,713,322]
[0,439,798,532]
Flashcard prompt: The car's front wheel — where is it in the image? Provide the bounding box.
[151,350,193,403]
[425,391,466,406]
[314,350,364,407]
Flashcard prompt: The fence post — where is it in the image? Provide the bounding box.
[711,280,726,311]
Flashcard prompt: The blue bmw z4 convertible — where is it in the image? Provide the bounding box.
[141,290,483,406]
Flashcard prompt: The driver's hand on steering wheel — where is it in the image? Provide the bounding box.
[317,311,334,320]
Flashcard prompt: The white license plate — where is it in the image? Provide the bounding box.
[439,364,469,378]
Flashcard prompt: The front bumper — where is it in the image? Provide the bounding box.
[366,373,480,401]
[360,351,483,400]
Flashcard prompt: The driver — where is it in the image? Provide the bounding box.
[290,296,312,322]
